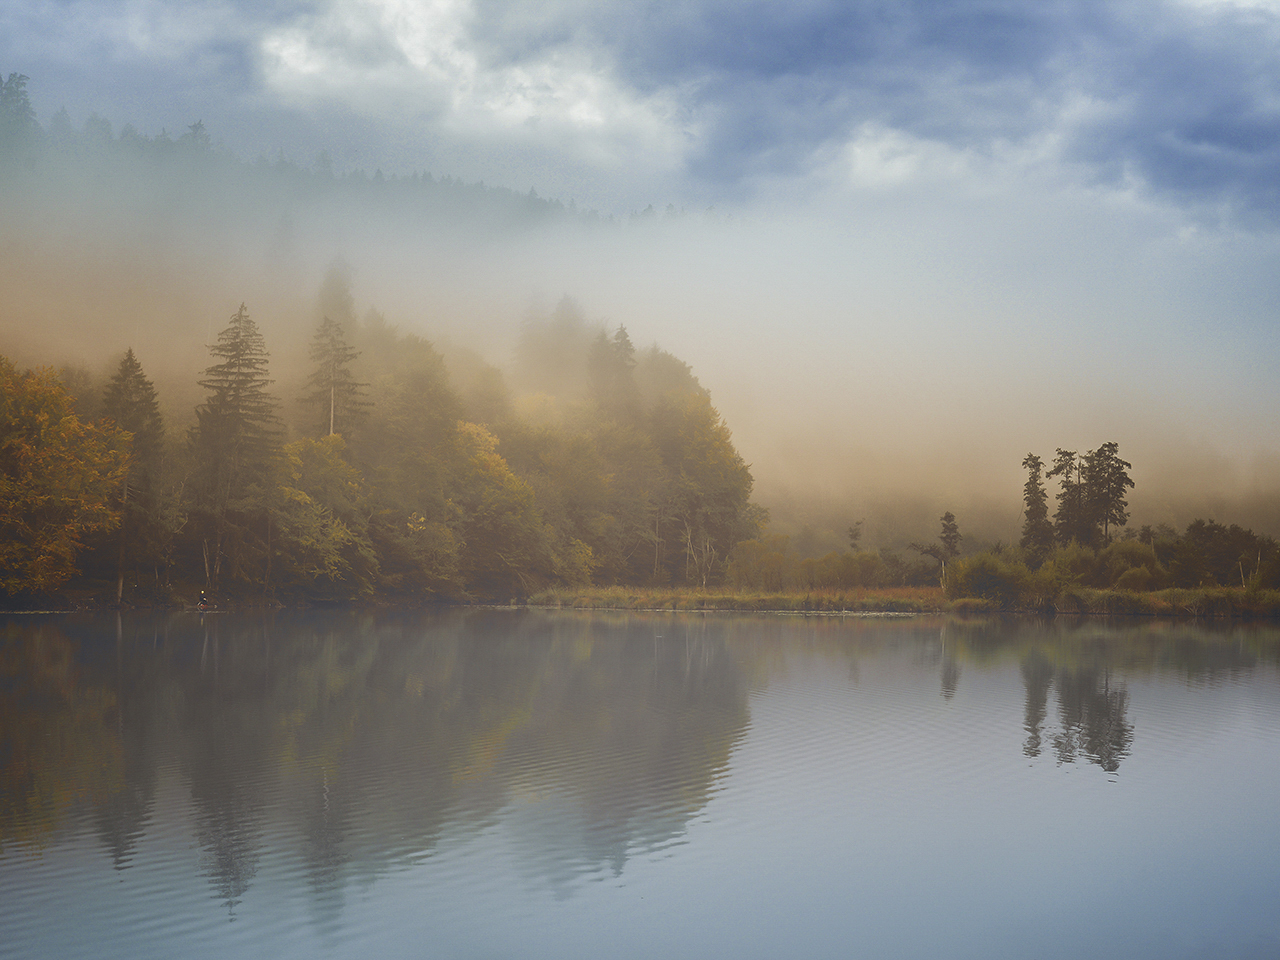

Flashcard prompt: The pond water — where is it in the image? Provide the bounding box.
[2,609,1279,960]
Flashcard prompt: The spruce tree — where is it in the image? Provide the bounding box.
[587,324,641,422]
[102,349,165,601]
[1083,442,1134,544]
[300,316,367,437]
[1019,453,1054,567]
[1048,449,1091,546]
[190,304,279,592]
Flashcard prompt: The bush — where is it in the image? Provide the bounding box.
[1113,565,1153,592]
[1100,540,1157,587]
[947,552,1031,607]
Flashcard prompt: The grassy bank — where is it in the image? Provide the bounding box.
[527,585,949,613]
[528,584,1280,618]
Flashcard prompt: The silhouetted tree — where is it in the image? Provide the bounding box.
[300,316,368,437]
[1047,449,1093,546]
[1020,453,1054,566]
[102,349,166,601]
[910,511,962,587]
[0,73,38,159]
[189,304,280,593]
[1083,442,1134,544]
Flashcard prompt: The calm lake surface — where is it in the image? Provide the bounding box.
[2,609,1279,960]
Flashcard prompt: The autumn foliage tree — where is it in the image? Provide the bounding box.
[0,358,129,596]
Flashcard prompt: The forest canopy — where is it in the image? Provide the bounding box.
[3,77,1279,610]
[0,291,762,604]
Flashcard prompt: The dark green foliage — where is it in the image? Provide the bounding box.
[189,305,280,592]
[1047,449,1092,546]
[1020,453,1054,567]
[946,553,1032,607]
[102,350,167,601]
[0,73,38,159]
[909,511,963,587]
[1040,443,1134,548]
[300,317,368,437]
[1083,442,1134,544]
[1179,519,1278,588]
[587,325,642,423]
[104,350,165,473]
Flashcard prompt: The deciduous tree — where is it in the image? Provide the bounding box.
[0,358,129,596]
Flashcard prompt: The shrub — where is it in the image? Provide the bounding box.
[1113,565,1153,592]
[947,552,1031,607]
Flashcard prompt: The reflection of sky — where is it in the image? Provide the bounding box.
[3,620,1280,960]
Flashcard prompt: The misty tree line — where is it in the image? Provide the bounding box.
[939,447,1280,606]
[0,72,708,229]
[1,288,763,603]
[723,439,1280,602]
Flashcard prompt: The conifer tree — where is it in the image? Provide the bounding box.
[588,325,641,422]
[189,304,279,592]
[102,349,165,601]
[300,316,367,436]
[1083,441,1134,544]
[1019,453,1054,566]
[1048,449,1091,546]
[0,73,38,158]
[910,511,962,587]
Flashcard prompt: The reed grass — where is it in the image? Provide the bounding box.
[526,585,948,613]
[525,584,1280,618]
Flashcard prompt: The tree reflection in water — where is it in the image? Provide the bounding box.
[1051,667,1133,772]
[2,609,1277,927]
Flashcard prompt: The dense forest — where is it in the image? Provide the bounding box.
[2,290,761,603]
[4,71,1280,610]
[8,292,1279,609]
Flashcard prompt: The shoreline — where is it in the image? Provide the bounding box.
[6,584,1280,619]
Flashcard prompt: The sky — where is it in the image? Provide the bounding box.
[4,0,1280,534]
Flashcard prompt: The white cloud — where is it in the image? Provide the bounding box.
[1176,0,1280,10]
[840,123,974,188]
[258,0,690,178]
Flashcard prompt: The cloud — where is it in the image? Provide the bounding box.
[7,0,1280,219]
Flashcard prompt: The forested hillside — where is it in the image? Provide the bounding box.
[4,72,1280,611]
[2,290,761,603]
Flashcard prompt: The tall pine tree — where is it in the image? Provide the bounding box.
[300,316,367,437]
[1083,442,1134,545]
[189,304,279,593]
[1019,453,1054,567]
[102,349,165,601]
